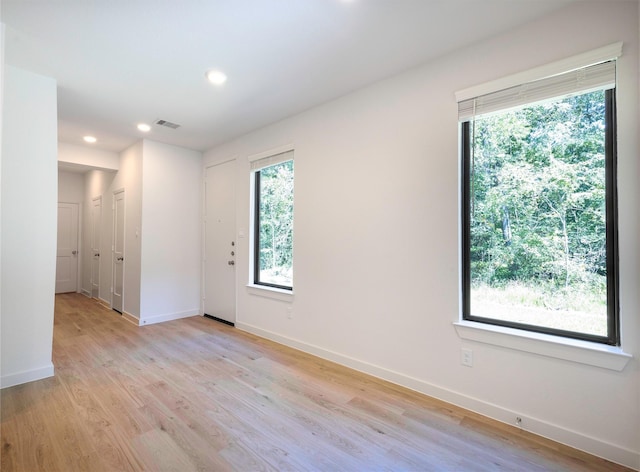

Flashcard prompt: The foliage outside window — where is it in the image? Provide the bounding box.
[461,63,619,345]
[253,157,294,290]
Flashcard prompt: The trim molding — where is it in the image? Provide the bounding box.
[454,321,632,371]
[1,363,55,389]
[246,284,294,301]
[121,311,139,326]
[98,297,111,309]
[236,321,639,470]
[138,309,200,326]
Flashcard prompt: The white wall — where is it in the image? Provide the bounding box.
[1,66,57,388]
[80,139,201,324]
[140,140,202,325]
[1,22,5,385]
[203,2,639,468]
[58,170,84,203]
[58,141,119,171]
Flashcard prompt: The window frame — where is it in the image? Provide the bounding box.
[251,156,294,291]
[460,88,620,346]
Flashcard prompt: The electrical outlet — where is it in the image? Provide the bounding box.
[461,348,473,367]
[286,306,293,319]
[516,416,523,427]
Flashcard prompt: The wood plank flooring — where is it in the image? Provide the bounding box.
[1,293,632,471]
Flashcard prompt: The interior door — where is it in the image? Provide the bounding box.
[204,160,236,324]
[56,203,79,293]
[91,196,102,299]
[112,190,125,313]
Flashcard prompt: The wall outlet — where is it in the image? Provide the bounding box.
[461,348,473,367]
[286,306,293,319]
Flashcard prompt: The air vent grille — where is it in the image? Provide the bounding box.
[155,119,181,129]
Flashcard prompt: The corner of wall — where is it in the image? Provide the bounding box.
[1,65,58,388]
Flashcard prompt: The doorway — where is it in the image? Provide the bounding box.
[204,160,236,324]
[56,202,79,293]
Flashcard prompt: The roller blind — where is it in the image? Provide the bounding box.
[458,60,616,122]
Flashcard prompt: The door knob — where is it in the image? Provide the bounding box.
[228,260,235,266]
[72,250,77,255]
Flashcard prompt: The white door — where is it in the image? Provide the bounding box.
[56,203,79,293]
[112,190,125,313]
[204,160,236,324]
[91,196,102,299]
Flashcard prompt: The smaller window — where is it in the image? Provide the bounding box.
[251,151,294,290]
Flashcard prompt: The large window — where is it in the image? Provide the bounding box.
[251,150,294,290]
[460,60,619,345]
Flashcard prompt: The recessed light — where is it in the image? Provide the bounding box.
[206,69,227,86]
[137,123,151,132]
[83,136,97,143]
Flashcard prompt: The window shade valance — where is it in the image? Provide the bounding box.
[456,42,623,122]
[458,60,616,121]
[249,149,294,171]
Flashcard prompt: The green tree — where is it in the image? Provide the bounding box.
[469,90,606,298]
[259,160,294,284]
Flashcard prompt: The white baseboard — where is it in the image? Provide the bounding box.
[0,363,55,389]
[138,309,200,326]
[81,289,91,297]
[236,322,639,471]
[121,311,140,326]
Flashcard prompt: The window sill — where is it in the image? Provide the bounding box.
[453,320,632,371]
[246,284,294,301]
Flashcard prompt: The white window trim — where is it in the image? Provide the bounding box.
[248,144,295,292]
[454,321,632,371]
[246,283,294,301]
[454,42,631,371]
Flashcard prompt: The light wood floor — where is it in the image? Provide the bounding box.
[1,293,632,471]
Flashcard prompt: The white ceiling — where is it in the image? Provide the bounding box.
[2,0,576,153]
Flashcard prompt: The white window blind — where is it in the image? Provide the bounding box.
[249,149,294,171]
[458,60,616,122]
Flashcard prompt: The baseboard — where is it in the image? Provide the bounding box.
[81,289,91,297]
[138,309,200,326]
[0,363,55,389]
[236,322,639,470]
[121,311,140,326]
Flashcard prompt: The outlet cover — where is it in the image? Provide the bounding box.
[461,348,473,367]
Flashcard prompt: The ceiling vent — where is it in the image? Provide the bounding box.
[154,119,181,129]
